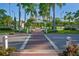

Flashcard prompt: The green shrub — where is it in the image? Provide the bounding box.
[6,47,16,55]
[0,50,7,56]
[64,27,77,30]
[0,46,16,56]
[63,44,79,56]
[9,32,15,35]
[0,28,13,31]
[0,46,4,50]
[0,27,15,35]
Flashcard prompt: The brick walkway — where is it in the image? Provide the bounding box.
[11,31,58,56]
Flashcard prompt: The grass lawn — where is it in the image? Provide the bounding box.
[0,30,15,35]
[47,30,79,34]
[0,28,28,35]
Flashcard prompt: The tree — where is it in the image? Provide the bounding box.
[0,9,7,20]
[21,3,30,29]
[39,3,50,33]
[17,3,21,31]
[22,3,36,17]
[64,12,74,27]
[55,17,61,25]
[74,10,79,22]
[39,3,50,21]
[2,15,13,26]
[26,17,35,28]
[21,3,37,31]
[50,3,65,32]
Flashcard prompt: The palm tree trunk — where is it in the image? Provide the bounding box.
[14,17,16,30]
[52,3,56,32]
[69,19,71,27]
[18,3,21,31]
[24,11,26,29]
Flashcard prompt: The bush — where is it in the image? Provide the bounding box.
[63,44,79,56]
[0,46,16,56]
[0,46,4,50]
[0,27,15,35]
[9,32,15,35]
[0,50,7,56]
[6,47,16,55]
[0,27,13,31]
[64,27,76,30]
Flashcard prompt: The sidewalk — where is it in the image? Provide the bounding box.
[11,31,58,56]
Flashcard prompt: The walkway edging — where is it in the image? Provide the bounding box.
[44,34,59,51]
[20,34,31,50]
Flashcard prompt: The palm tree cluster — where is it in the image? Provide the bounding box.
[64,10,79,29]
[17,3,65,32]
[0,9,13,27]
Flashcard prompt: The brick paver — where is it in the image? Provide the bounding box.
[11,31,58,56]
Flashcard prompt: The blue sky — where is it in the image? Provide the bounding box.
[0,3,79,21]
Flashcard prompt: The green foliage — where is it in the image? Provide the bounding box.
[0,50,7,56]
[74,10,79,17]
[21,3,37,17]
[0,46,16,56]
[39,3,50,19]
[0,9,7,19]
[63,44,79,56]
[0,27,15,35]
[55,17,61,25]
[1,15,13,26]
[64,12,74,22]
[64,27,76,30]
[47,29,79,34]
[6,47,16,56]
[9,32,15,35]
[26,17,36,27]
[74,10,79,22]
[0,27,13,31]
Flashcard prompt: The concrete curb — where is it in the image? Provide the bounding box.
[44,34,59,51]
[20,34,31,50]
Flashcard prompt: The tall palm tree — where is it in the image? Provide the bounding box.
[0,9,7,19]
[64,12,74,27]
[50,3,65,32]
[21,3,29,29]
[39,3,50,20]
[17,3,21,31]
[21,3,37,32]
[39,3,50,33]
[21,3,37,20]
[74,10,79,22]
[2,15,13,26]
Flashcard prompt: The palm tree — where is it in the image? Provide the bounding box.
[0,9,7,19]
[17,3,21,31]
[39,3,50,33]
[74,10,79,28]
[50,3,65,32]
[0,9,7,25]
[39,3,50,20]
[2,15,13,26]
[21,3,30,29]
[21,3,37,29]
[74,10,79,22]
[64,12,74,27]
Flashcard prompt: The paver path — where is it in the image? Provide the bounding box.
[11,31,58,56]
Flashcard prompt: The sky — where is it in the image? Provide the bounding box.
[0,3,79,21]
